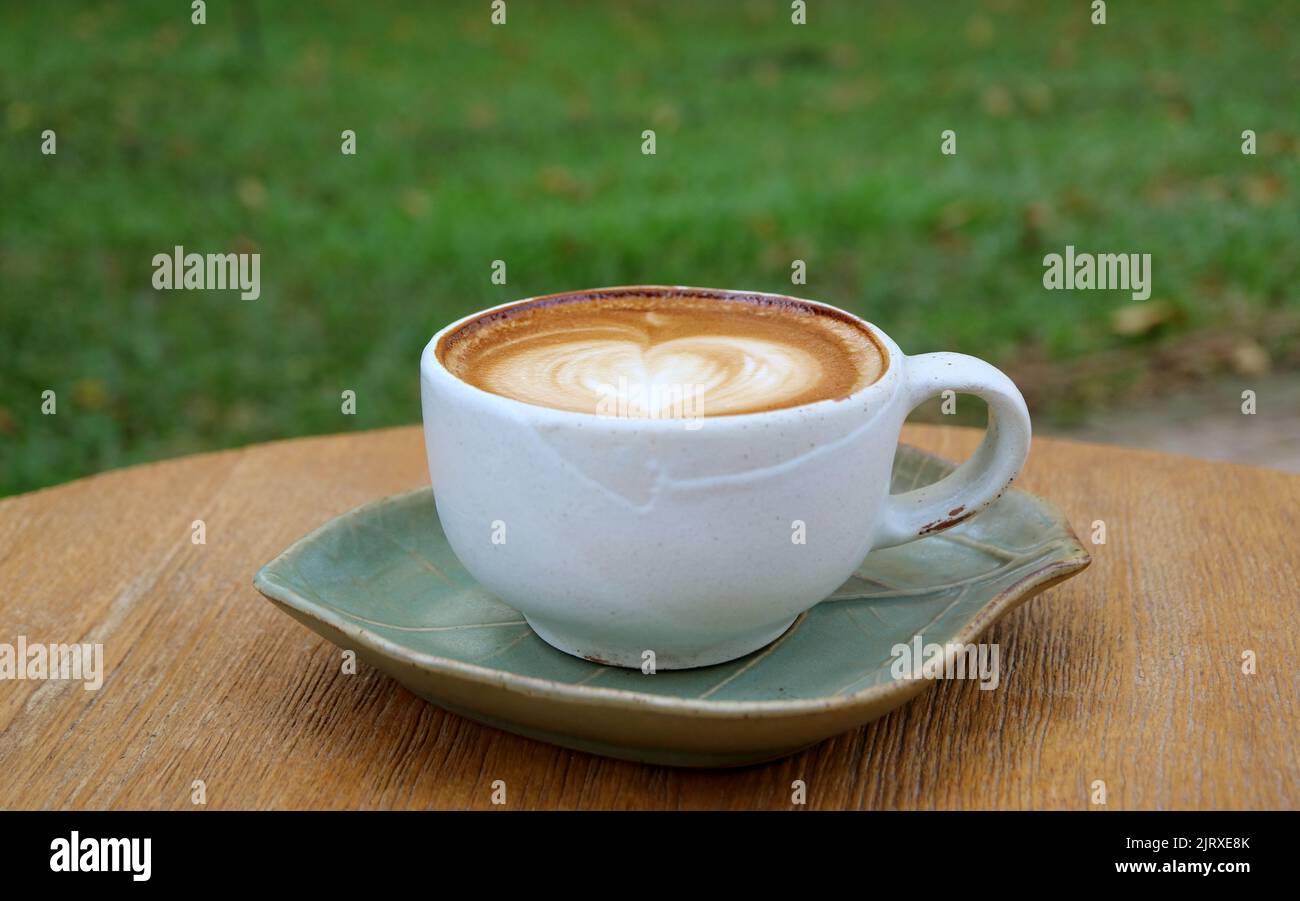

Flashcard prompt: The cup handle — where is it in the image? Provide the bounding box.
[873,352,1032,549]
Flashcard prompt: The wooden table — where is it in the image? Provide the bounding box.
[1,425,1296,809]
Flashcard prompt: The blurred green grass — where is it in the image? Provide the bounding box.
[2,0,1297,495]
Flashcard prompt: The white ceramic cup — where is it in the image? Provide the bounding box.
[420,287,1031,669]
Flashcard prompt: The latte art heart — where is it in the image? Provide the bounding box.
[440,291,885,418]
[498,334,825,417]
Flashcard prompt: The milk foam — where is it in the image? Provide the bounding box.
[486,332,825,416]
[440,292,884,418]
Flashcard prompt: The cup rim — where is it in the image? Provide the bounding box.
[420,285,901,428]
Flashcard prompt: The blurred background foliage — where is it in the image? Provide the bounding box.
[2,0,1297,495]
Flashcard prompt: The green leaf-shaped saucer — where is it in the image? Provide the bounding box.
[254,445,1090,767]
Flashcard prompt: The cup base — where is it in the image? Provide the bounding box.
[523,615,799,671]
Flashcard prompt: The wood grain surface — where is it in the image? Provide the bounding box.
[0,424,1296,809]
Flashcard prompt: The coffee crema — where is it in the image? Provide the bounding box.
[438,290,886,417]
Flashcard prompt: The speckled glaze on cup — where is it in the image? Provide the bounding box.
[420,286,1031,669]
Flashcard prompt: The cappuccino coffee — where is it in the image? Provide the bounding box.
[438,288,886,417]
